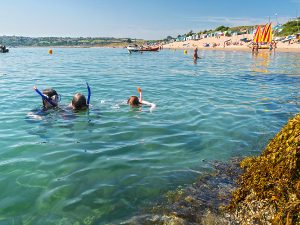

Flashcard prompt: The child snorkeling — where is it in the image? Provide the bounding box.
[34,86,60,110]
[34,82,91,111]
[127,87,156,111]
[30,83,91,122]
[71,93,87,110]
[70,82,91,111]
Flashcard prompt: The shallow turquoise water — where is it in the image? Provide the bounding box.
[0,48,299,224]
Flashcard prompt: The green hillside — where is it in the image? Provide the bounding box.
[278,17,300,36]
[0,36,144,47]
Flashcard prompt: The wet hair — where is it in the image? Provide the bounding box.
[42,88,58,107]
[127,96,140,107]
[43,88,58,98]
[72,93,87,110]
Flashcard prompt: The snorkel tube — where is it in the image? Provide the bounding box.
[33,86,58,107]
[86,82,91,108]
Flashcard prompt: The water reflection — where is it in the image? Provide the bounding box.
[251,51,272,73]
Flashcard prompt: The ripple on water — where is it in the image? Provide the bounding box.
[0,48,299,224]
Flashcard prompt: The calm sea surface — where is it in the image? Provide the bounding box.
[0,48,299,224]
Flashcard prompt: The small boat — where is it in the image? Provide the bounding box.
[127,44,140,53]
[252,23,273,49]
[258,45,269,49]
[0,45,9,53]
[139,46,159,52]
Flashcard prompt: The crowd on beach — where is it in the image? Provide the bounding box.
[163,33,300,52]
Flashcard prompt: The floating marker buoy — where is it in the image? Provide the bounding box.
[184,50,187,54]
[48,49,53,54]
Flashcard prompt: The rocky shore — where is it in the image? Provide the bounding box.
[122,114,300,224]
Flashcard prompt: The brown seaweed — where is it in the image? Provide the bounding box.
[122,114,300,225]
[228,114,300,224]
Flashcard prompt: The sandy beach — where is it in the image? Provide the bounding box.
[163,34,300,52]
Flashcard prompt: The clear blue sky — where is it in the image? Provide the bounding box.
[1,0,299,40]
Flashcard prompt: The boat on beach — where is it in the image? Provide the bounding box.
[139,46,159,52]
[0,45,9,53]
[127,44,159,53]
[252,23,273,50]
[127,44,140,53]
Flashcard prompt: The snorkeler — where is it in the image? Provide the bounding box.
[127,87,156,111]
[70,82,91,110]
[34,86,60,110]
[29,83,91,122]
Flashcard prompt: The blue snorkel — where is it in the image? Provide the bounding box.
[86,82,91,108]
[33,86,57,107]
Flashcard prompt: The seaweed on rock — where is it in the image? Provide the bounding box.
[228,114,300,224]
[121,159,242,225]
[122,114,300,225]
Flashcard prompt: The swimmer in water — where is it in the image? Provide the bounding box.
[69,82,91,111]
[127,87,156,111]
[34,86,60,110]
[71,93,87,110]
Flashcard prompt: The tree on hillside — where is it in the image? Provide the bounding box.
[186,30,194,37]
[127,38,132,43]
[278,18,300,36]
[215,25,230,32]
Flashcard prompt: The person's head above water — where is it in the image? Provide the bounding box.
[42,88,59,109]
[72,93,87,110]
[128,87,142,107]
[127,96,141,107]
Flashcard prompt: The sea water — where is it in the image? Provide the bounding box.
[0,48,299,224]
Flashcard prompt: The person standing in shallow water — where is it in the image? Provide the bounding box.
[193,47,199,61]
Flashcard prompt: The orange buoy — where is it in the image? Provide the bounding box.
[48,49,53,54]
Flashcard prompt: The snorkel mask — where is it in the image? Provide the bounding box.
[34,86,59,107]
[44,94,60,107]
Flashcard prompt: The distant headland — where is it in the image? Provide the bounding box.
[0,36,145,48]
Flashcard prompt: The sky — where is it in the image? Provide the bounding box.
[1,0,299,40]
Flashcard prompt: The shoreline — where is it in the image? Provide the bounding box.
[10,45,126,49]
[162,34,300,53]
[8,43,300,53]
[163,46,300,53]
[10,45,300,53]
